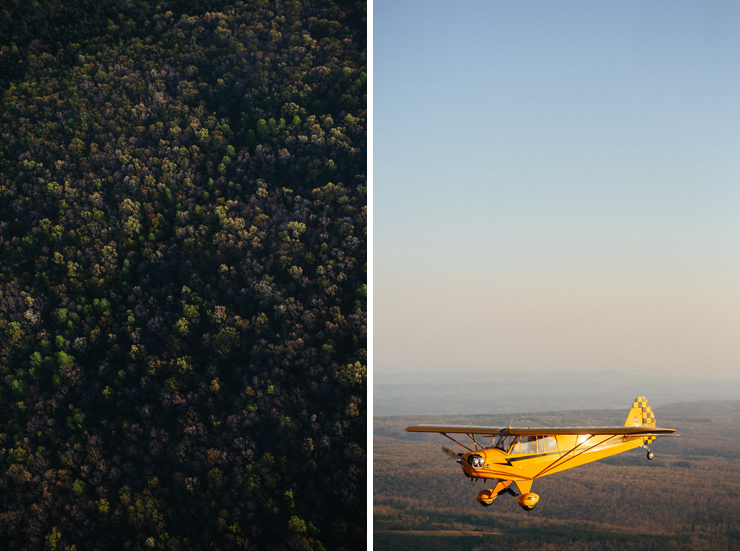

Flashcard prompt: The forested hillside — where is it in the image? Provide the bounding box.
[0,1,366,550]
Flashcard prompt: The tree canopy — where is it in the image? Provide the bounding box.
[0,1,366,550]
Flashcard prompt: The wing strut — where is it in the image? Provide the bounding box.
[440,433,473,452]
[439,432,488,452]
[535,434,622,478]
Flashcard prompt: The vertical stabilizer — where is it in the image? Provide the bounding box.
[624,396,656,427]
[624,396,656,444]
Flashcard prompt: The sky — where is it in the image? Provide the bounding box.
[373,0,740,380]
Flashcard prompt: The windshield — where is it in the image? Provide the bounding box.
[493,432,517,453]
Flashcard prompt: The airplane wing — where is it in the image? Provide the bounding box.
[507,426,677,436]
[405,425,677,436]
[405,424,506,435]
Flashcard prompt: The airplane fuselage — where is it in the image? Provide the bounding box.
[459,432,646,482]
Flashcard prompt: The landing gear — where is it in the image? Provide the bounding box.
[478,482,539,511]
[476,489,496,507]
[644,444,654,460]
[477,481,515,507]
[518,492,539,511]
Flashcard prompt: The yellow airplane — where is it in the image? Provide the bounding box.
[405,396,677,511]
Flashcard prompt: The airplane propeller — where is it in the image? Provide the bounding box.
[441,446,462,459]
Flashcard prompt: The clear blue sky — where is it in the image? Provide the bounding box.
[374,0,740,379]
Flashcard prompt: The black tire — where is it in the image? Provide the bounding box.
[647,451,654,460]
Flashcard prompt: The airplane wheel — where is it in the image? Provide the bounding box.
[518,492,539,511]
[476,489,496,507]
[647,451,654,460]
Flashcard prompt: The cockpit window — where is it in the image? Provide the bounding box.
[542,436,558,452]
[494,432,559,454]
[493,433,517,453]
[520,435,538,454]
[509,435,559,455]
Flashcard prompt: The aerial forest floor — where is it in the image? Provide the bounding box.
[374,401,740,551]
[0,1,366,550]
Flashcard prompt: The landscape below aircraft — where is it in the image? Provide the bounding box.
[405,396,677,511]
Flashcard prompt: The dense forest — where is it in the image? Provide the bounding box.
[0,1,366,550]
[374,402,740,551]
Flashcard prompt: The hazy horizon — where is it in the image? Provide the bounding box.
[374,1,740,381]
[373,368,740,417]
[374,367,740,384]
